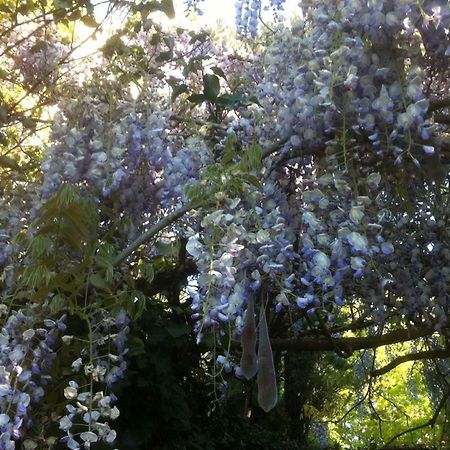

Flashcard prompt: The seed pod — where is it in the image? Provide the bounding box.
[257,306,277,412]
[240,297,258,378]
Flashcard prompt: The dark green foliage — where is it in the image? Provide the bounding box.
[113,298,323,450]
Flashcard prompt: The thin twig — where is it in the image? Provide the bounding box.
[381,388,450,448]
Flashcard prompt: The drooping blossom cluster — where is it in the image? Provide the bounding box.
[41,84,171,227]
[10,29,71,87]
[58,310,129,450]
[186,180,297,339]
[254,0,444,166]
[235,0,286,36]
[186,0,449,354]
[186,165,396,339]
[0,302,66,449]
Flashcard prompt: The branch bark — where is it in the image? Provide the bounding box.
[111,136,290,266]
[429,97,450,111]
[371,348,450,377]
[112,203,195,267]
[434,113,450,124]
[270,325,436,354]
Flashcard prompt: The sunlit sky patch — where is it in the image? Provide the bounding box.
[75,0,301,58]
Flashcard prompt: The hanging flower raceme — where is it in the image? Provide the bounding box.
[0,303,66,448]
[58,310,129,450]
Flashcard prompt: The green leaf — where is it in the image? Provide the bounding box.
[248,95,262,107]
[125,290,147,319]
[50,294,67,314]
[171,84,188,102]
[243,174,261,188]
[21,117,36,129]
[89,273,109,291]
[127,336,146,356]
[133,1,159,13]
[166,323,190,338]
[54,0,72,10]
[163,35,175,49]
[187,93,206,104]
[160,0,175,18]
[0,155,20,170]
[155,50,173,62]
[241,144,262,171]
[224,132,237,152]
[95,254,114,283]
[102,35,128,57]
[150,32,160,45]
[61,208,89,240]
[139,263,155,283]
[211,66,227,80]
[222,133,237,164]
[0,106,8,123]
[203,74,220,101]
[134,21,142,33]
[81,15,98,27]
[189,31,208,44]
[216,94,246,108]
[30,40,48,53]
[155,240,179,257]
[57,185,80,208]
[24,265,53,289]
[60,227,83,251]
[29,235,53,259]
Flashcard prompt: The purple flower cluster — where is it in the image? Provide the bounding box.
[235,0,286,36]
[0,304,66,449]
[256,0,438,164]
[294,172,394,319]
[41,90,173,229]
[161,137,213,207]
[11,29,71,87]
[58,309,129,449]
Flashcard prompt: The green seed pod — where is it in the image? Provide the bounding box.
[240,297,258,378]
[257,306,278,412]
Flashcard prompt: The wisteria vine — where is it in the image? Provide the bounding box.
[0,0,449,447]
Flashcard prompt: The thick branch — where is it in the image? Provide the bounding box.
[261,136,290,158]
[112,203,195,267]
[270,325,436,354]
[111,137,290,266]
[371,348,450,377]
[434,114,450,124]
[429,97,450,112]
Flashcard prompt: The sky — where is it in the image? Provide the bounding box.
[90,0,301,34]
[75,0,301,59]
[171,0,301,29]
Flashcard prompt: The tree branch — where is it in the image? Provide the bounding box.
[314,310,353,358]
[111,136,291,266]
[270,325,436,354]
[112,203,195,267]
[371,348,450,377]
[381,388,450,448]
[434,114,450,124]
[429,97,450,112]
